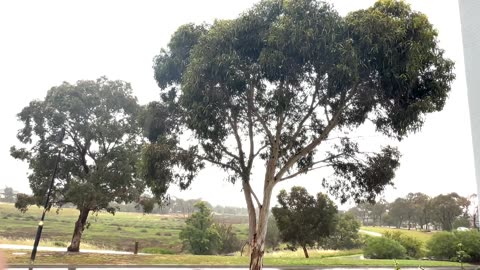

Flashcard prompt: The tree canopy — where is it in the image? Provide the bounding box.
[179,201,221,255]
[11,77,143,252]
[272,186,337,258]
[144,0,454,268]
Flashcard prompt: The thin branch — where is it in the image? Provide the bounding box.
[279,164,330,182]
[253,144,268,158]
[274,87,355,181]
[218,142,240,160]
[285,86,320,152]
[248,182,262,209]
[227,114,246,171]
[194,154,241,174]
[246,85,255,171]
[323,103,331,123]
[253,109,274,145]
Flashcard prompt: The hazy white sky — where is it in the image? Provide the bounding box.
[0,0,475,209]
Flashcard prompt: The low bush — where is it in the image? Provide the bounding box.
[363,237,406,259]
[426,230,480,262]
[384,231,423,258]
[53,241,67,247]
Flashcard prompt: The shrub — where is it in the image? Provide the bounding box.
[384,231,423,258]
[140,229,148,233]
[363,237,406,259]
[53,241,67,247]
[426,231,456,261]
[453,230,480,262]
[426,230,480,262]
[215,223,242,254]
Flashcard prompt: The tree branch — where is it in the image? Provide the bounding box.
[278,152,346,182]
[227,114,246,171]
[246,85,255,171]
[194,154,241,174]
[274,83,362,182]
[247,181,262,209]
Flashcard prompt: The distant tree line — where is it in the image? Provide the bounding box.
[348,192,477,231]
[110,197,248,216]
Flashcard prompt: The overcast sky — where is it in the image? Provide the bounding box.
[0,0,475,210]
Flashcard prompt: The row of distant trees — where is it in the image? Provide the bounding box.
[110,198,248,216]
[348,192,477,231]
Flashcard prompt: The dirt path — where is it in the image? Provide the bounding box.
[358,229,382,237]
[0,244,142,255]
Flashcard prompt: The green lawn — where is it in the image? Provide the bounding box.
[1,203,471,268]
[360,226,435,243]
[3,250,468,268]
[0,203,248,253]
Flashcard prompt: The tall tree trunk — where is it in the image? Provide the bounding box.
[67,208,90,252]
[302,245,309,258]
[249,181,274,270]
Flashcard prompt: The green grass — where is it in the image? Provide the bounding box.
[3,250,469,267]
[1,203,470,268]
[0,203,248,253]
[360,226,435,243]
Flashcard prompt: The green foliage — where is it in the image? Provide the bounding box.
[265,216,281,250]
[383,231,423,258]
[146,0,454,215]
[11,77,143,212]
[14,193,37,213]
[430,193,463,231]
[10,77,143,251]
[363,237,406,259]
[322,213,361,250]
[147,0,454,266]
[426,230,480,262]
[272,187,337,258]
[179,201,220,255]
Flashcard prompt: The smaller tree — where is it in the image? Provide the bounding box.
[322,213,361,250]
[11,77,143,252]
[389,198,409,228]
[215,223,242,254]
[179,201,220,255]
[431,193,463,231]
[370,199,388,226]
[272,187,337,258]
[2,187,15,203]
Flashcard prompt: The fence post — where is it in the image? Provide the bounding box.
[134,241,139,255]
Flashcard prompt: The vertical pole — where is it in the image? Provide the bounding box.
[459,0,480,230]
[30,149,62,264]
[134,241,139,255]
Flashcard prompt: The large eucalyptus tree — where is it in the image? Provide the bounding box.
[143,0,454,268]
[11,77,143,252]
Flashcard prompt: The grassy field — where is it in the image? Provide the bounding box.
[360,226,436,243]
[3,250,468,268]
[0,203,248,253]
[1,203,472,268]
